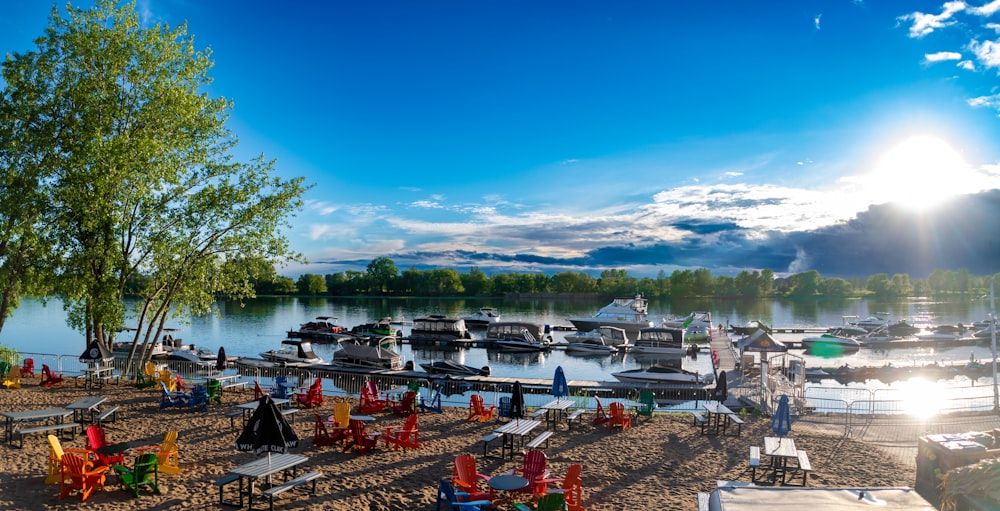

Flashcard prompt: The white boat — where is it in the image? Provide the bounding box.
[850,314,890,332]
[259,339,325,367]
[662,310,713,330]
[333,341,402,370]
[801,333,861,352]
[629,327,687,355]
[568,295,654,339]
[564,332,618,354]
[485,321,553,344]
[495,328,550,352]
[565,326,629,347]
[461,307,500,327]
[685,323,710,344]
[420,360,489,376]
[409,315,473,341]
[611,364,710,384]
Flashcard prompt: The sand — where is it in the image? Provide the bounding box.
[0,379,916,511]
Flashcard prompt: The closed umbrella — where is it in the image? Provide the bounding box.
[551,366,568,402]
[771,394,791,437]
[712,370,728,403]
[236,395,299,458]
[510,381,525,422]
[216,346,227,372]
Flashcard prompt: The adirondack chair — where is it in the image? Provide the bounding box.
[607,402,634,431]
[329,401,352,428]
[537,463,584,511]
[58,452,109,502]
[452,453,493,502]
[206,379,222,404]
[419,385,443,413]
[467,394,495,422]
[383,413,420,451]
[342,419,380,455]
[496,396,512,422]
[46,434,94,485]
[174,373,190,393]
[136,431,181,475]
[313,413,347,447]
[514,492,568,511]
[272,375,293,400]
[41,364,64,387]
[437,479,493,511]
[114,453,161,498]
[20,358,35,378]
[507,449,550,495]
[636,390,656,418]
[156,369,176,391]
[295,378,323,409]
[189,384,209,411]
[254,379,269,400]
[358,382,390,414]
[592,396,610,426]
[392,391,418,415]
[135,361,158,389]
[159,382,189,409]
[3,365,21,389]
[0,361,9,379]
[86,425,126,467]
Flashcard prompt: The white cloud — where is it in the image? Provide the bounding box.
[308,224,333,241]
[958,59,976,70]
[409,200,444,209]
[969,39,1000,68]
[969,0,1000,16]
[898,1,966,38]
[814,14,822,31]
[724,171,744,177]
[925,51,963,62]
[305,200,338,215]
[986,23,1000,34]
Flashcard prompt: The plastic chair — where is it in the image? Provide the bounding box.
[508,449,550,495]
[436,479,492,511]
[206,379,222,404]
[497,396,512,422]
[592,396,610,426]
[330,401,352,428]
[46,434,94,485]
[272,375,292,399]
[420,386,443,413]
[3,365,21,389]
[392,391,418,415]
[41,364,64,387]
[58,452,108,502]
[86,425,125,467]
[189,384,209,411]
[136,431,181,475]
[159,382,189,409]
[467,394,495,422]
[514,492,567,511]
[114,452,161,498]
[383,413,420,451]
[156,369,176,391]
[313,413,347,447]
[358,381,391,414]
[452,453,493,501]
[538,464,584,511]
[342,419,380,455]
[295,378,323,409]
[636,390,655,418]
[608,402,634,431]
[20,358,35,378]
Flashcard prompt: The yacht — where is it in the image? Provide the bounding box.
[409,315,473,341]
[629,327,687,355]
[259,339,325,367]
[568,295,654,339]
[565,326,629,347]
[611,364,710,385]
[485,321,553,345]
[495,328,551,352]
[564,329,619,355]
[461,307,501,327]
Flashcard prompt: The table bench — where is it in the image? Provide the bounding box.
[213,473,241,506]
[691,411,708,433]
[480,433,501,458]
[748,445,761,482]
[280,408,299,423]
[787,450,811,486]
[223,381,248,392]
[697,492,711,511]
[225,409,244,430]
[13,422,79,449]
[93,406,120,427]
[565,409,585,429]
[726,413,744,436]
[525,430,553,450]
[261,471,322,510]
[530,409,547,420]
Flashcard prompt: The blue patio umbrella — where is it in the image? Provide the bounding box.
[551,366,569,401]
[771,394,791,437]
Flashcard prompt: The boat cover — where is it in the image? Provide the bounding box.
[708,486,934,510]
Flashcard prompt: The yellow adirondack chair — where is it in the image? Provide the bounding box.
[45,435,95,484]
[3,365,21,389]
[137,431,180,475]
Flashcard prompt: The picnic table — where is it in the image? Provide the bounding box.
[226,453,308,509]
[81,366,115,389]
[539,399,574,430]
[235,398,291,426]
[0,408,73,444]
[763,436,798,484]
[702,402,736,435]
[67,396,108,424]
[493,419,541,459]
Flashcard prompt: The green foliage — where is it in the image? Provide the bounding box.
[0,344,20,365]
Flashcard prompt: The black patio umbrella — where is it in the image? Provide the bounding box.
[79,338,114,365]
[712,370,728,403]
[236,395,299,457]
[216,346,227,372]
[510,381,525,422]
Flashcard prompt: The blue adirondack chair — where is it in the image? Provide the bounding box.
[419,385,443,414]
[159,382,189,409]
[272,375,292,399]
[436,479,492,511]
[189,384,209,412]
[496,396,512,422]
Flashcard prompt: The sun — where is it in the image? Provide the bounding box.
[866,135,973,212]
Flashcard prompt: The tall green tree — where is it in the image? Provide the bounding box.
[1,1,306,365]
[366,257,398,295]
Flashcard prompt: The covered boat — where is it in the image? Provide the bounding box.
[611,364,710,384]
[564,331,618,354]
[629,326,687,355]
[409,315,473,341]
[485,321,553,344]
[420,360,490,376]
[350,317,400,337]
[259,339,325,367]
[568,295,653,339]
[333,341,402,370]
[565,326,629,347]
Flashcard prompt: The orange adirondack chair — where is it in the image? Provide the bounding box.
[383,413,420,451]
[592,396,610,426]
[20,358,35,378]
[342,419,380,454]
[538,463,584,510]
[607,402,634,431]
[452,453,494,502]
[295,378,323,409]
[508,449,550,494]
[313,413,347,447]
[467,394,495,422]
[392,391,418,415]
[59,452,109,502]
[41,364,64,387]
[86,425,126,467]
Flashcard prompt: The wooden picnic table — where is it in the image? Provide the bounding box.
[763,436,798,484]
[227,453,308,509]
[702,402,735,435]
[81,366,115,389]
[493,419,541,459]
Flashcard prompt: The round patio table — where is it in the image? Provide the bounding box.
[349,415,375,422]
[488,474,529,508]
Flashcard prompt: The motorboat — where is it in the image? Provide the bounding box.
[460,307,501,327]
[419,360,490,376]
[495,328,551,352]
[165,349,213,368]
[850,314,890,332]
[684,323,710,345]
[827,316,869,337]
[409,315,473,341]
[259,339,325,367]
[287,316,354,342]
[564,332,618,355]
[662,311,713,330]
[611,364,710,385]
[350,317,400,337]
[568,295,654,339]
[332,341,402,370]
[485,321,554,344]
[800,333,862,352]
[629,327,687,355]
[112,339,168,359]
[915,324,971,342]
[565,326,629,347]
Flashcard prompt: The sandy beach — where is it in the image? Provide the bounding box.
[0,379,918,511]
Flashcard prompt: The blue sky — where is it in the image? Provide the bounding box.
[3,1,1000,278]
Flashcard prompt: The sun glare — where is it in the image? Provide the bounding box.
[866,135,972,211]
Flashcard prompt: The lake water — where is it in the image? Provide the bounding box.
[2,295,997,386]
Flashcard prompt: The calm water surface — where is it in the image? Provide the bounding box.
[3,295,997,385]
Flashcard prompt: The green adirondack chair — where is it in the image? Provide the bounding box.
[114,453,161,498]
[636,390,656,418]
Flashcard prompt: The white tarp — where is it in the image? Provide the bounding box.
[709,486,935,510]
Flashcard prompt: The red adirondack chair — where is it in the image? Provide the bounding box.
[508,449,550,495]
[383,413,420,451]
[357,381,390,414]
[467,394,495,422]
[313,412,347,447]
[592,396,610,426]
[85,426,125,467]
[452,453,494,502]
[392,391,418,415]
[607,402,634,432]
[295,378,323,409]
[41,364,64,387]
[342,419,380,455]
[20,358,35,378]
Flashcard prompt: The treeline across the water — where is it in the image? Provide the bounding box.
[248,257,1000,299]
